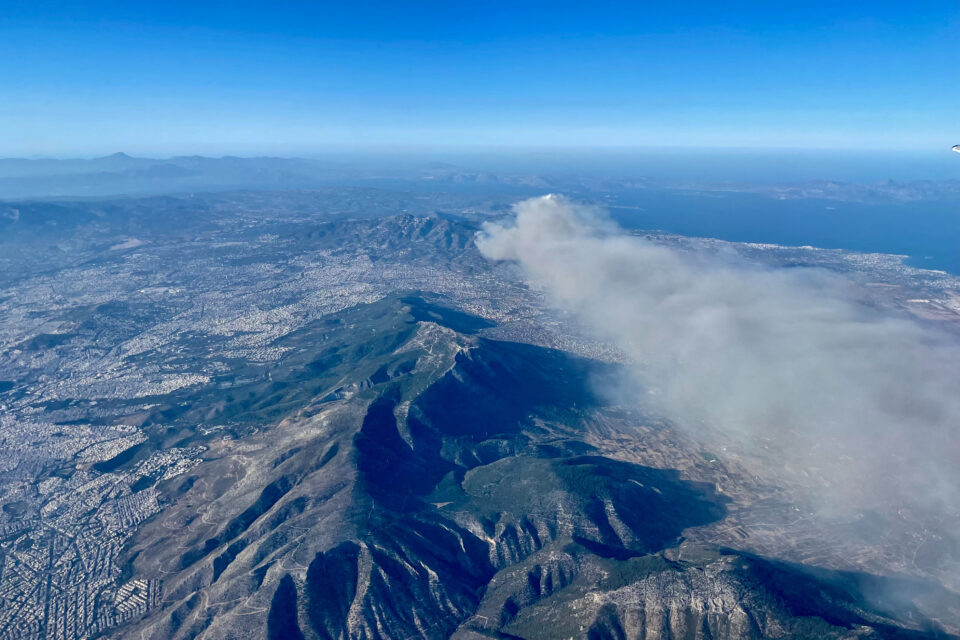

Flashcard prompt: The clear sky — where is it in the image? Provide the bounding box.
[1,0,957,157]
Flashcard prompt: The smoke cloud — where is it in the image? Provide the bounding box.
[478,194,960,513]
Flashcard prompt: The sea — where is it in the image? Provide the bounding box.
[606,189,959,274]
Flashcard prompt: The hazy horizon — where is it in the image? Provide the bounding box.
[2,147,958,184]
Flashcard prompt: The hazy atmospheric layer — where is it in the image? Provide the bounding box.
[478,195,960,514]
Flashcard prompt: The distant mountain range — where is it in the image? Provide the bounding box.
[0,153,955,203]
[0,153,366,199]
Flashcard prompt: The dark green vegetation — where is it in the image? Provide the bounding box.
[108,297,957,640]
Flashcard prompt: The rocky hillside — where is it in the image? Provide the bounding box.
[100,296,958,640]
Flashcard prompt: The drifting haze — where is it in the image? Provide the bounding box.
[478,195,960,513]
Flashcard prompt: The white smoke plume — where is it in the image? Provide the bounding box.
[478,194,960,513]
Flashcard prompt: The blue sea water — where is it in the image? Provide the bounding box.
[606,190,960,274]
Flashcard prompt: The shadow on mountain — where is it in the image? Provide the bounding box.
[111,295,956,640]
[724,549,960,639]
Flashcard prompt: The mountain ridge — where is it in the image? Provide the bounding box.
[105,296,958,640]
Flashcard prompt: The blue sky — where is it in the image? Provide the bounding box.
[1,1,957,156]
